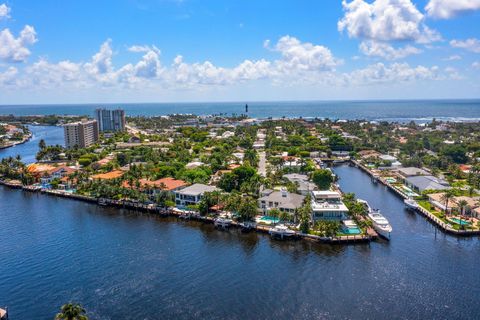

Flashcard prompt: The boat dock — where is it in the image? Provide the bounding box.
[351,160,480,236]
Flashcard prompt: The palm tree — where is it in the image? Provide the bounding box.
[441,190,455,216]
[457,199,469,216]
[55,303,88,320]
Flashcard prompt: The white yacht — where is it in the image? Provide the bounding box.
[269,224,296,239]
[404,198,419,210]
[358,199,392,240]
[214,217,232,228]
[368,210,392,240]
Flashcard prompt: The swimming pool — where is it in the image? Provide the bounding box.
[341,227,362,235]
[257,216,280,224]
[449,218,471,226]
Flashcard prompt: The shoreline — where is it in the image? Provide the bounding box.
[0,180,374,245]
[351,160,480,236]
[0,132,33,150]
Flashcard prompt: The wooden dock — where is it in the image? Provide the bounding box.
[351,159,480,237]
[0,179,377,245]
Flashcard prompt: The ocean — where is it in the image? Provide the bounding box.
[0,100,479,122]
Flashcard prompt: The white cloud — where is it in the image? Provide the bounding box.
[426,0,480,19]
[443,55,462,61]
[450,38,480,53]
[0,66,18,86]
[84,39,114,76]
[359,41,422,60]
[0,25,37,62]
[0,3,10,20]
[0,36,459,93]
[472,61,480,69]
[273,35,341,73]
[338,0,441,43]
[343,62,441,85]
[128,45,160,54]
[25,59,83,88]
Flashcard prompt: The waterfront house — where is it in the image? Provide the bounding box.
[174,183,219,207]
[428,193,480,215]
[396,167,430,178]
[404,175,450,192]
[311,190,349,221]
[122,177,188,197]
[39,166,77,185]
[258,189,305,215]
[26,163,74,183]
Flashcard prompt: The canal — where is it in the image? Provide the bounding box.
[0,127,479,319]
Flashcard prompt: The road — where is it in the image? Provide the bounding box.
[258,151,266,177]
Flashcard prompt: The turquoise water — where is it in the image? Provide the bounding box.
[259,216,280,223]
[342,227,362,235]
[450,218,471,226]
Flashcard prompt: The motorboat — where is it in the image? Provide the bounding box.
[404,198,419,210]
[358,199,392,240]
[240,221,256,232]
[214,217,232,228]
[269,224,296,239]
[368,210,392,240]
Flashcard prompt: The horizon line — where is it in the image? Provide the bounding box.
[1,97,480,107]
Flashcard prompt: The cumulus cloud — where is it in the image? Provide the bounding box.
[343,62,441,85]
[338,0,441,43]
[450,38,480,53]
[426,0,480,19]
[0,66,18,86]
[0,36,458,92]
[0,3,10,20]
[273,35,341,73]
[359,41,422,60]
[0,25,37,62]
[84,39,114,76]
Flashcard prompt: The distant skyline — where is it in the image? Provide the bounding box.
[1,0,480,104]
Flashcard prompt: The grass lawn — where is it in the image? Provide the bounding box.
[417,200,450,225]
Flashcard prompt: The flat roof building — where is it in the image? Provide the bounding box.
[95,108,126,132]
[64,119,99,149]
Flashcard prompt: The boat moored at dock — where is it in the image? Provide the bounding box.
[269,224,296,239]
[358,199,392,240]
[214,217,233,228]
[404,198,419,211]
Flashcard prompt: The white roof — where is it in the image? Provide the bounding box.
[175,183,218,196]
[312,190,341,198]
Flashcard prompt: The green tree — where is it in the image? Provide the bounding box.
[55,303,88,320]
[39,139,47,150]
[441,190,455,215]
[311,169,333,190]
[238,196,258,221]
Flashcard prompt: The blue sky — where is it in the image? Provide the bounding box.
[0,0,479,104]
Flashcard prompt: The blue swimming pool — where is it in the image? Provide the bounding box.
[342,227,362,235]
[258,216,280,223]
[449,218,471,226]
